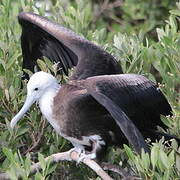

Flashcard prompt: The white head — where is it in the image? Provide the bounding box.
[10,71,59,128]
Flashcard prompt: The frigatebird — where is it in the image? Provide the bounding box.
[10,12,173,160]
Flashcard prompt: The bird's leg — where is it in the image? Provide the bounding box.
[68,146,85,164]
[69,143,85,158]
[77,138,105,163]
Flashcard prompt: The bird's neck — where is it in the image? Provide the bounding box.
[39,84,60,132]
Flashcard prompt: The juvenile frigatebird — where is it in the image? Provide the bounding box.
[10,12,173,160]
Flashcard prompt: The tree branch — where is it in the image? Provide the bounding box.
[0,150,113,180]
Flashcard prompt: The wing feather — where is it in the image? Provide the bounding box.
[79,74,172,153]
[18,12,122,80]
[88,89,149,153]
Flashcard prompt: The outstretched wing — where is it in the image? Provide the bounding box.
[18,12,122,80]
[79,74,172,153]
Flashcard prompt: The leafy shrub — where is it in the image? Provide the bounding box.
[0,0,179,179]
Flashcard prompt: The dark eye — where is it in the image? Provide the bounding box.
[34,87,39,91]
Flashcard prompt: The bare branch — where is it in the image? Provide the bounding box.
[0,150,113,180]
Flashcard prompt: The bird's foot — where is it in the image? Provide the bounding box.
[68,146,85,157]
[68,147,96,163]
[77,152,96,163]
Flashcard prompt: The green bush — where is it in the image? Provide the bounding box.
[0,0,179,179]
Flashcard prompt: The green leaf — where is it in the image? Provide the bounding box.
[123,144,135,161]
[37,59,48,72]
[176,148,180,172]
[24,154,31,176]
[34,172,44,180]
[141,150,150,171]
[2,147,16,164]
[170,9,180,16]
[6,52,21,70]
[168,150,174,167]
[46,164,57,175]
[15,127,29,138]
[7,169,18,180]
[171,139,178,150]
[151,145,159,169]
[159,150,170,169]
[38,153,46,172]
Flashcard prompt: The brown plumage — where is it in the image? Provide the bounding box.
[18,12,122,80]
[10,12,176,161]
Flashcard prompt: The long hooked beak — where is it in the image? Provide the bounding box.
[10,95,35,128]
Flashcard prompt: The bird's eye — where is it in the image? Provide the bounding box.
[34,87,39,91]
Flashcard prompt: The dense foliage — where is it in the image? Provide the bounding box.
[0,0,179,179]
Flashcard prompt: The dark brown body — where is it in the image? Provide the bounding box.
[53,84,121,145]
[53,74,172,154]
[18,12,176,155]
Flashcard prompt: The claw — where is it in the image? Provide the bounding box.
[69,147,84,157]
[77,152,96,163]
[68,147,96,164]
[69,136,105,163]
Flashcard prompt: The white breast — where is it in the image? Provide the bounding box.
[39,88,61,133]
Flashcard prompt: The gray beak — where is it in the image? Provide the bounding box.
[10,95,35,128]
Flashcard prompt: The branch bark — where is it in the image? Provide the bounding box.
[0,150,113,180]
